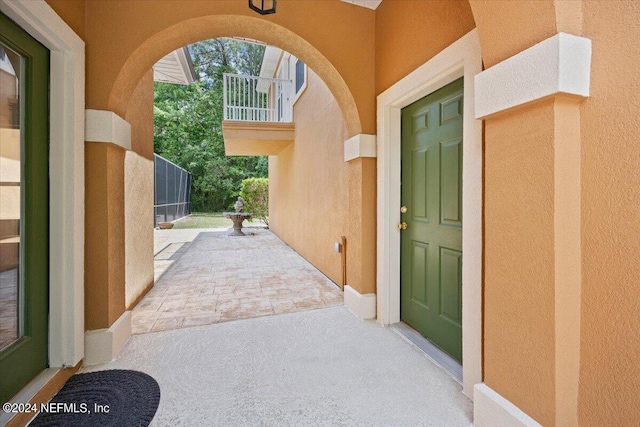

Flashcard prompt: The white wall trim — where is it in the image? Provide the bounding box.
[475,33,591,119]
[344,285,376,320]
[474,383,542,427]
[344,134,376,162]
[85,109,132,150]
[0,0,86,368]
[84,311,132,366]
[376,29,483,398]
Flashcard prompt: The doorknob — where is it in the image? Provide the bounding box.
[397,222,407,230]
[400,206,407,214]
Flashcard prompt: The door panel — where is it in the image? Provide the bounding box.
[440,138,462,226]
[439,247,462,326]
[411,148,428,220]
[411,242,429,307]
[400,78,463,362]
[0,12,49,404]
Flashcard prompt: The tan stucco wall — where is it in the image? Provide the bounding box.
[483,100,557,426]
[346,157,376,295]
[124,70,155,309]
[375,0,475,94]
[124,152,154,309]
[81,0,374,136]
[269,68,348,287]
[45,0,85,40]
[126,70,155,160]
[470,1,640,424]
[468,0,556,68]
[579,2,640,425]
[84,143,125,330]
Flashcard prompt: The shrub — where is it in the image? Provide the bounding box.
[239,178,269,227]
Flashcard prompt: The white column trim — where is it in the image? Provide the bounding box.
[0,0,86,368]
[344,134,376,162]
[344,285,376,320]
[376,29,483,398]
[84,311,132,366]
[473,383,542,427]
[85,109,132,150]
[475,33,591,119]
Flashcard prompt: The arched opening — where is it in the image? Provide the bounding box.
[82,3,378,371]
[109,15,362,137]
[122,34,352,334]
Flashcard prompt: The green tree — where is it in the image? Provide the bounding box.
[240,178,269,227]
[154,38,268,212]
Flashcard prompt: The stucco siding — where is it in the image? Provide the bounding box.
[375,0,475,95]
[124,152,154,309]
[124,70,155,308]
[269,68,348,288]
[579,2,640,425]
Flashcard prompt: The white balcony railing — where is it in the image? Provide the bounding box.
[223,73,293,123]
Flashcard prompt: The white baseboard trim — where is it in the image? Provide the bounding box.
[474,383,542,427]
[84,311,132,365]
[344,285,376,319]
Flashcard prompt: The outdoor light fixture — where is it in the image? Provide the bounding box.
[249,0,277,15]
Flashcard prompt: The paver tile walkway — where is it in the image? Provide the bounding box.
[133,228,343,334]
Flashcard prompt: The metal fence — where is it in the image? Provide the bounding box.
[154,154,192,226]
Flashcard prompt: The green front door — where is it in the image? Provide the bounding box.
[0,13,50,404]
[400,78,463,362]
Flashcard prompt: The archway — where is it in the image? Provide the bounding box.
[109,15,362,137]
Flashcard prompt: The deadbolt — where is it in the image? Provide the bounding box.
[400,206,407,214]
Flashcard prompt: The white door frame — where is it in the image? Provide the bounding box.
[376,29,482,398]
[0,0,85,368]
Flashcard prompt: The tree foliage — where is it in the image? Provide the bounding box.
[154,39,268,212]
[240,178,269,227]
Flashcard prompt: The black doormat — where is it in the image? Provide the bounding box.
[30,370,160,427]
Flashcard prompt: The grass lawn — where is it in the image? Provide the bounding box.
[172,212,267,229]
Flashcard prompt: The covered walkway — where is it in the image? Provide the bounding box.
[86,306,472,426]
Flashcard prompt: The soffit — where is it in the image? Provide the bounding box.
[340,0,383,10]
[256,45,283,93]
[153,47,197,85]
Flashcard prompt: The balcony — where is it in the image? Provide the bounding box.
[222,73,295,156]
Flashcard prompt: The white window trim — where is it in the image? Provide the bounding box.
[0,0,85,368]
[376,29,482,398]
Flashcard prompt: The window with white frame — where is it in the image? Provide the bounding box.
[277,54,307,99]
[294,58,306,96]
[275,53,307,121]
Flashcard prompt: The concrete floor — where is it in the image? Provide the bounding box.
[133,228,343,334]
[85,306,473,426]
